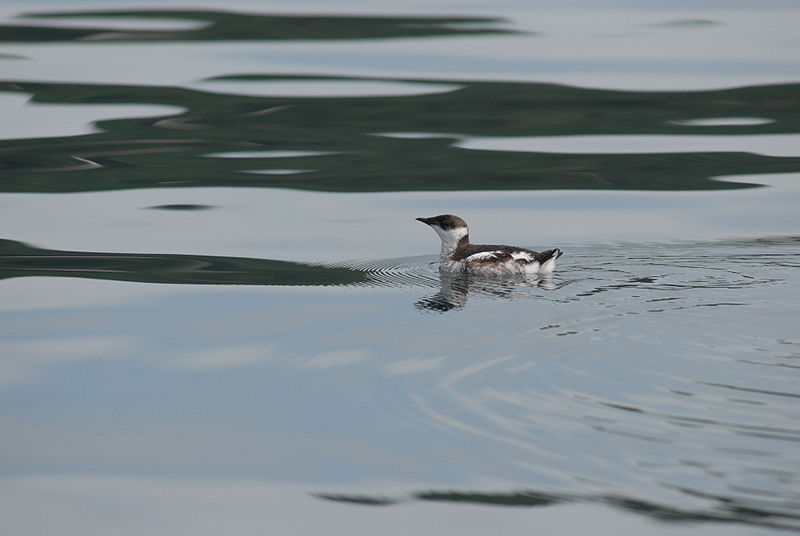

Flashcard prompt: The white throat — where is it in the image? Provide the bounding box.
[433,226,468,258]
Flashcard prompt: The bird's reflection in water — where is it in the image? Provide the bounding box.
[415,271,558,312]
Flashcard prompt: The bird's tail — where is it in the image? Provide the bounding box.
[537,248,563,274]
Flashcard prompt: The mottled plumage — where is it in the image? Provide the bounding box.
[416,214,563,276]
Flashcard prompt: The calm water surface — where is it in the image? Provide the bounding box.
[1,1,799,534]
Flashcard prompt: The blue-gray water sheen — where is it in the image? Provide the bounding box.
[1,1,799,535]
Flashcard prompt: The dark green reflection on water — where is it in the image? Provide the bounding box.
[2,76,799,194]
[1,9,799,194]
[0,239,367,286]
[318,489,800,531]
[1,10,516,42]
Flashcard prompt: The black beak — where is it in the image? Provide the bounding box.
[416,217,434,226]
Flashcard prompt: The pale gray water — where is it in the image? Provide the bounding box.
[2,234,798,533]
[1,1,800,534]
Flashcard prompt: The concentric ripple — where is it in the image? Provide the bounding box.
[332,255,442,289]
[331,255,564,311]
[317,235,800,529]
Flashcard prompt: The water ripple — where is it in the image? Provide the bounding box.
[2,235,799,528]
[335,255,442,289]
[351,235,800,527]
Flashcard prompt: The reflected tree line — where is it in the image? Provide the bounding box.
[2,75,798,194]
[0,10,799,194]
[317,488,800,531]
[0,9,516,42]
[0,239,367,286]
